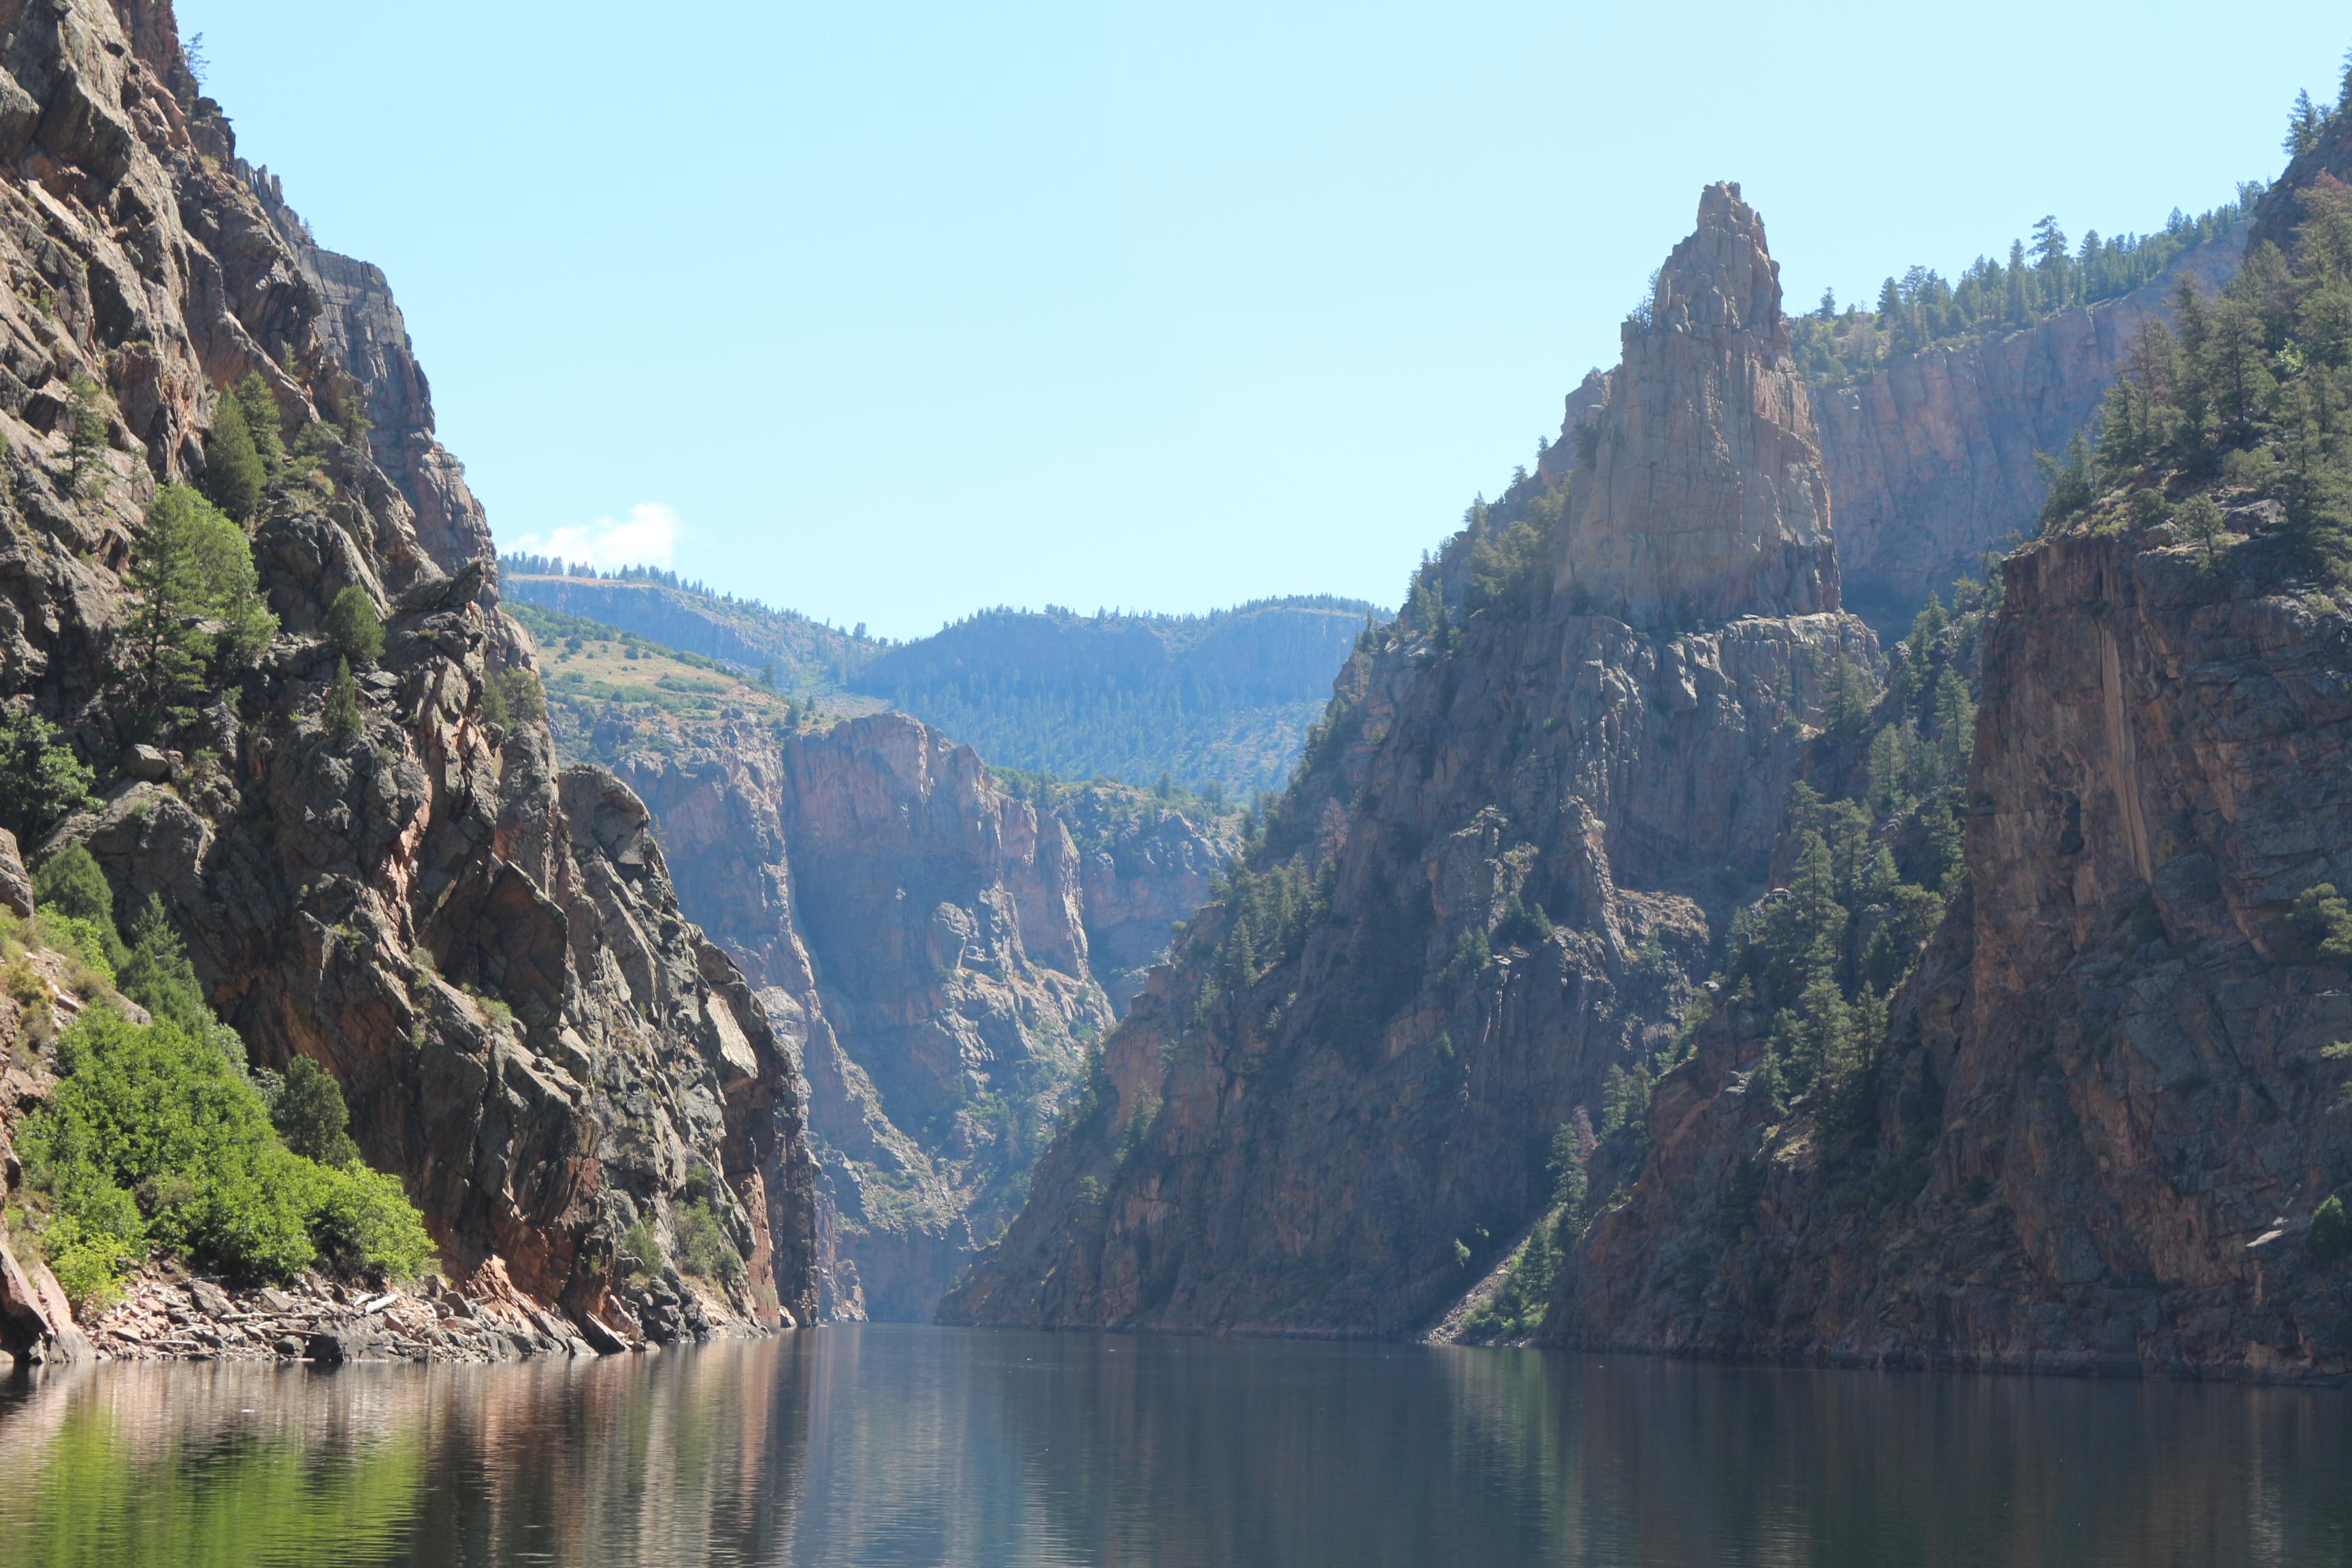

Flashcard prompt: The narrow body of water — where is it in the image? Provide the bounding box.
[1,1326,2347,1566]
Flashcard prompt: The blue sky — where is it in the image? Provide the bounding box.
[180,1,2347,639]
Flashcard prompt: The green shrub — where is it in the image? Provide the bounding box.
[672,1199,744,1287]
[17,1007,431,1287]
[618,1217,667,1284]
[272,1056,360,1166]
[323,585,385,665]
[2293,884,2352,964]
[33,844,116,928]
[37,1205,143,1313]
[307,1161,435,1281]
[325,658,363,741]
[34,911,116,984]
[482,668,546,728]
[0,710,93,843]
[2315,1196,2349,1264]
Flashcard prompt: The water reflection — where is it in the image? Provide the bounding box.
[2,1327,2347,1566]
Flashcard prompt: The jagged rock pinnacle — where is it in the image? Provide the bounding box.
[1554,181,1840,627]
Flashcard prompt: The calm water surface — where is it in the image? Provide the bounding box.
[1,1325,2347,1566]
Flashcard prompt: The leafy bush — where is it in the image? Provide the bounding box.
[307,1161,434,1279]
[37,1207,142,1312]
[618,1217,666,1284]
[323,585,385,665]
[672,1199,744,1287]
[2293,883,2352,964]
[272,1056,361,1166]
[33,844,116,929]
[0,710,93,842]
[2313,1196,2349,1264]
[17,1007,434,1289]
[34,911,116,985]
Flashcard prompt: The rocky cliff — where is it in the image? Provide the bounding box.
[1552,140,2352,1381]
[1538,212,2247,638]
[1556,518,2352,1379]
[523,623,1241,1318]
[0,0,819,1356]
[943,184,1878,1335]
[1813,231,2245,632]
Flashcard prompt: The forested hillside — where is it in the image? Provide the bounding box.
[503,566,1379,798]
[852,600,1380,799]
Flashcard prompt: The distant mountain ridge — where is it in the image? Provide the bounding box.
[500,567,1380,798]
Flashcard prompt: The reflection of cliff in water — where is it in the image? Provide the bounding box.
[4,1333,2351,1565]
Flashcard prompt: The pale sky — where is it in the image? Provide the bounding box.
[180,1,2347,638]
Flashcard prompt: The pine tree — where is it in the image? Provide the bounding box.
[323,585,385,665]
[325,658,363,741]
[2287,88,2324,157]
[66,373,108,497]
[119,487,278,734]
[200,393,264,522]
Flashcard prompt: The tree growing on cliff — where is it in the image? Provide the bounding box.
[118,486,278,734]
[324,659,363,741]
[0,710,92,843]
[272,1056,363,1167]
[199,393,265,522]
[63,372,110,498]
[324,584,385,665]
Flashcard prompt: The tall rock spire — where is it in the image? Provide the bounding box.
[1556,182,1840,626]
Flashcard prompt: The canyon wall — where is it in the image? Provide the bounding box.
[0,0,819,1349]
[944,184,1877,1335]
[567,701,1239,1319]
[1558,517,2352,1379]
[1814,231,2245,631]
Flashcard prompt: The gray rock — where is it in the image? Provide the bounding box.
[125,745,170,781]
[0,828,31,919]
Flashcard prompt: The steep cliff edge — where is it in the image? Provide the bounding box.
[0,0,818,1352]
[523,618,1241,1318]
[1559,523,2352,1377]
[944,184,1876,1335]
[1556,157,2352,1380]
[1539,206,2249,637]
[1814,230,2245,631]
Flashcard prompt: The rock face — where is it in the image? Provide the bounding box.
[583,705,1238,1319]
[1812,231,2244,631]
[1537,214,2247,638]
[0,0,818,1343]
[1557,519,2352,1379]
[944,184,1877,1335]
[1556,182,1838,627]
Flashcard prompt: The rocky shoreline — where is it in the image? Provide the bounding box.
[9,1261,786,1367]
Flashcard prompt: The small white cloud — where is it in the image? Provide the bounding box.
[510,502,679,572]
